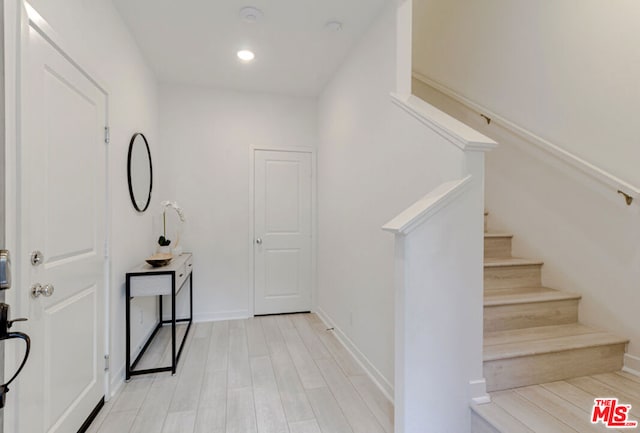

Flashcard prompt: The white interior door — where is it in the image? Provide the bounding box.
[254,150,312,315]
[17,17,107,433]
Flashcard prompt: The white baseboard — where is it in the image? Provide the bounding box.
[194,310,251,322]
[314,307,394,402]
[623,354,640,377]
[162,309,251,323]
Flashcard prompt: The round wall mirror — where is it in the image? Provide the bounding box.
[127,132,153,212]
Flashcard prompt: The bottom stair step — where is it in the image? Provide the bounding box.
[472,371,640,432]
[484,324,628,392]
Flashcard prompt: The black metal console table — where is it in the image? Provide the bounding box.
[125,253,193,380]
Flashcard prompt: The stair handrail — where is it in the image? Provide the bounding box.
[412,72,640,206]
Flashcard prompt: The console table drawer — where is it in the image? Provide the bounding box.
[129,274,172,297]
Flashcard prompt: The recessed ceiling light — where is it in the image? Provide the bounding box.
[325,21,343,32]
[237,50,255,62]
[239,6,263,23]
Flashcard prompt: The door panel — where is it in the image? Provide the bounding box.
[44,287,97,426]
[19,21,106,433]
[254,150,312,315]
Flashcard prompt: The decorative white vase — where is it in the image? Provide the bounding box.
[157,245,171,255]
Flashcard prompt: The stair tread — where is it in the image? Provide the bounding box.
[485,257,544,267]
[484,287,581,306]
[472,402,535,433]
[484,324,628,361]
[484,233,513,238]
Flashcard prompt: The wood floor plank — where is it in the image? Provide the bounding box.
[228,324,252,389]
[251,356,289,433]
[227,387,258,433]
[280,326,326,390]
[291,314,331,360]
[169,331,210,412]
[568,376,640,418]
[207,320,229,372]
[261,318,315,423]
[592,372,640,400]
[491,390,579,432]
[199,369,227,409]
[138,375,179,420]
[349,375,393,433]
[308,319,364,377]
[91,314,390,433]
[196,370,227,432]
[616,371,640,385]
[110,376,153,413]
[289,419,322,433]
[247,317,269,358]
[316,358,384,433]
[515,385,611,432]
[541,381,601,413]
[194,321,213,339]
[95,409,137,433]
[306,387,355,433]
[162,410,196,433]
[131,413,167,433]
[194,407,226,433]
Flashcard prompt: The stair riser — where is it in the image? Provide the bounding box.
[484,299,579,332]
[484,343,626,392]
[484,265,542,290]
[484,237,512,259]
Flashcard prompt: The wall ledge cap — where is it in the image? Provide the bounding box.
[390,93,497,152]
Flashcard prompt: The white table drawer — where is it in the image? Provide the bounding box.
[129,274,172,297]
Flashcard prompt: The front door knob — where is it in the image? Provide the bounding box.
[256,238,263,245]
[31,283,54,298]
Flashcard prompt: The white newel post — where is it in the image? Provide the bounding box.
[383,100,496,432]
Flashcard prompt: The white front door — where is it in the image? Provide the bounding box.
[17,13,107,433]
[254,150,312,315]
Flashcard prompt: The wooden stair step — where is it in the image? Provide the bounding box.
[485,258,544,268]
[484,324,628,391]
[484,258,544,290]
[484,233,514,259]
[484,287,581,306]
[484,287,581,332]
[471,401,533,433]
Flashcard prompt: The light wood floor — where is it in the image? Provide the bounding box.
[88,313,393,433]
[473,371,640,433]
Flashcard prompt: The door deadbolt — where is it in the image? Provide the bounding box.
[31,283,54,298]
[30,250,43,266]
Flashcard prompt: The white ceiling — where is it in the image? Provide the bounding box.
[112,0,388,96]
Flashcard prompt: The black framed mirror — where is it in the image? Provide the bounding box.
[127,132,153,212]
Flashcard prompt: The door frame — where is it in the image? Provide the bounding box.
[3,2,112,430]
[248,145,317,317]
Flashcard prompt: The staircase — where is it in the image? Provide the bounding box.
[474,212,629,430]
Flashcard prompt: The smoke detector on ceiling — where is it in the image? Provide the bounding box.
[239,7,264,23]
[324,21,343,32]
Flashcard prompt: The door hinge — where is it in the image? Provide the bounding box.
[104,354,110,371]
[104,126,110,144]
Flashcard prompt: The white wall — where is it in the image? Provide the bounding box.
[24,0,160,392]
[413,0,640,187]
[413,78,640,374]
[317,2,466,394]
[157,84,317,321]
